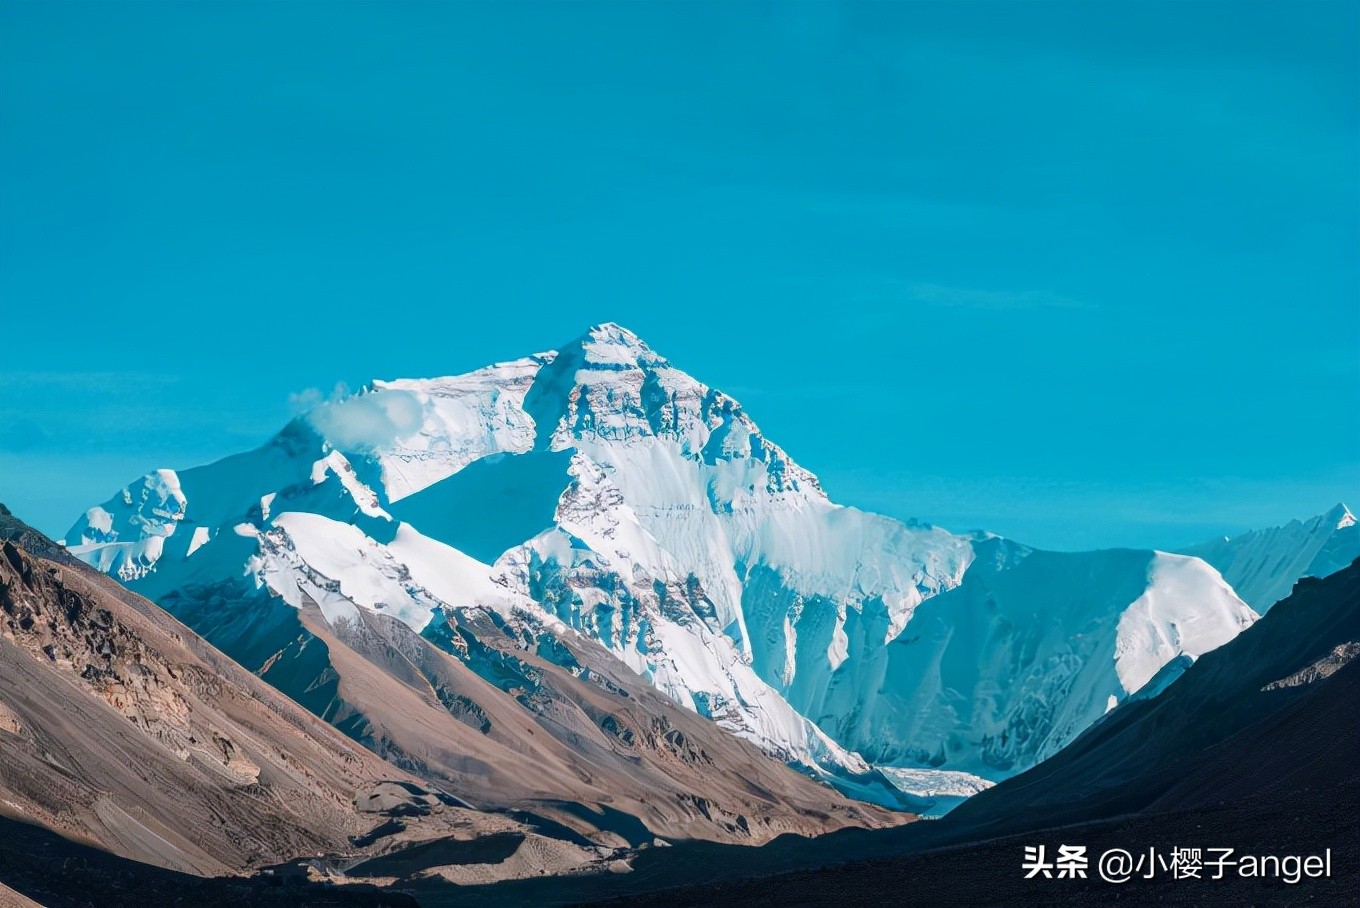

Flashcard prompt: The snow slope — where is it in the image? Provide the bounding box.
[64,323,1257,804]
[1180,503,1358,612]
[790,539,1253,781]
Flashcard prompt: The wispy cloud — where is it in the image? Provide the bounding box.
[293,384,424,451]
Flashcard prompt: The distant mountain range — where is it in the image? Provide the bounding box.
[58,324,1352,821]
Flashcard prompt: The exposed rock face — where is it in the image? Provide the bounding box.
[0,522,527,877]
[1,540,262,783]
[1262,640,1360,690]
[0,699,21,736]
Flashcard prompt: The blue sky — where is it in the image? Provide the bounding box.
[1,1,1356,549]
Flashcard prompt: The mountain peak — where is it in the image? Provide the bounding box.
[587,320,640,340]
[572,322,660,367]
[1330,502,1356,530]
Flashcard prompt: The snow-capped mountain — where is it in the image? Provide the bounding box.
[1180,503,1358,613]
[65,323,1256,809]
[802,539,1253,782]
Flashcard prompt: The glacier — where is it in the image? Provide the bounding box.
[65,323,1264,806]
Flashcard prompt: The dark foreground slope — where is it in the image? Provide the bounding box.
[606,644,1359,905]
[943,557,1360,840]
[447,561,1360,907]
[0,814,415,908]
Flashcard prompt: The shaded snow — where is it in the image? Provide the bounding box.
[1181,503,1359,612]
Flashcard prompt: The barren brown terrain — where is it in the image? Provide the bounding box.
[0,503,906,904]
